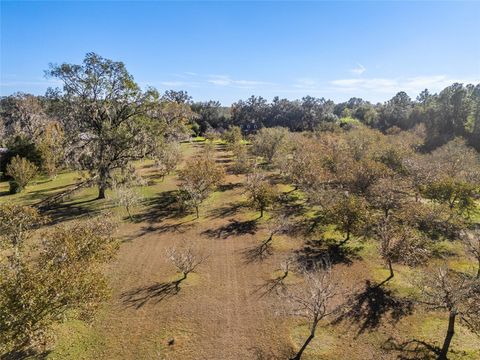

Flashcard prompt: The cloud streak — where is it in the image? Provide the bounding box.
[207,75,271,89]
[330,75,479,95]
[350,63,366,75]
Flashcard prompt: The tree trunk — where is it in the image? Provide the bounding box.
[195,205,199,219]
[376,259,394,288]
[260,207,264,218]
[477,258,480,279]
[98,185,106,199]
[126,206,133,221]
[97,167,109,199]
[291,319,319,360]
[339,230,350,246]
[438,311,456,360]
[386,259,394,281]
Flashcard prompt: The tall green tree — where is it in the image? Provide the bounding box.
[46,53,167,199]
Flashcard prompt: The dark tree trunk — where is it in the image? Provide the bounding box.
[260,207,264,218]
[175,272,188,291]
[477,258,480,279]
[291,318,319,360]
[97,167,109,199]
[376,259,394,288]
[98,184,106,199]
[339,230,350,246]
[438,311,456,360]
[195,205,199,219]
[126,206,133,221]
[265,233,273,245]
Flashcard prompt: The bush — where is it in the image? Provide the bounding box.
[6,156,37,193]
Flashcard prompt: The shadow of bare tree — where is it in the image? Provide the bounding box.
[251,272,289,299]
[208,201,246,219]
[249,345,295,360]
[40,198,102,224]
[121,278,186,309]
[241,239,273,264]
[1,349,51,360]
[382,337,444,359]
[217,182,243,192]
[201,219,258,239]
[134,219,195,239]
[295,238,362,270]
[134,190,184,224]
[332,280,414,335]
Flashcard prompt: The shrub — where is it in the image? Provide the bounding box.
[6,156,37,193]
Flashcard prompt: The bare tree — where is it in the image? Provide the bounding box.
[113,184,143,221]
[376,216,429,286]
[419,266,480,360]
[166,244,208,283]
[264,214,292,246]
[278,261,338,360]
[462,228,480,278]
[253,256,296,298]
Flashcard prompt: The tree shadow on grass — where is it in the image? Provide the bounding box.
[41,197,102,225]
[121,278,186,309]
[208,201,246,219]
[241,239,273,264]
[217,182,242,192]
[201,219,258,239]
[249,345,295,360]
[21,183,75,202]
[276,189,308,218]
[332,280,414,336]
[382,337,444,360]
[1,349,51,360]
[251,272,289,299]
[135,190,183,222]
[128,219,196,241]
[295,238,362,270]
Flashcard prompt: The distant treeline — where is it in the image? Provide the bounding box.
[1,83,479,153]
[190,83,480,151]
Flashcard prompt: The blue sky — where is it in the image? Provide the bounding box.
[1,1,479,104]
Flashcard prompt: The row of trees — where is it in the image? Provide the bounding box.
[238,125,480,359]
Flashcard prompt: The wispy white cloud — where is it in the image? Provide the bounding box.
[350,63,366,75]
[159,81,188,87]
[293,78,318,89]
[207,75,271,89]
[330,75,479,95]
[0,79,61,87]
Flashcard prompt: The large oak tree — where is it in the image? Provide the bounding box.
[46,53,169,199]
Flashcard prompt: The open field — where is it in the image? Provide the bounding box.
[2,140,479,360]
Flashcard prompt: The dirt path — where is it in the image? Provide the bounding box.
[97,171,292,359]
